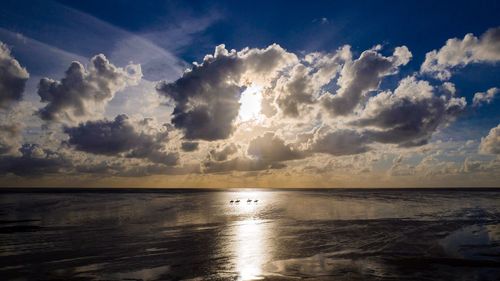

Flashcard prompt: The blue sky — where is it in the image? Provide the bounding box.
[0,0,499,187]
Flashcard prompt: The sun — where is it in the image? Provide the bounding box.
[238,84,263,122]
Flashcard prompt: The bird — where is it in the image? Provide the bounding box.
[230,200,234,204]
[247,199,252,203]
[254,199,258,203]
[235,199,240,203]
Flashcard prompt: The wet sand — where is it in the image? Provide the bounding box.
[0,188,499,280]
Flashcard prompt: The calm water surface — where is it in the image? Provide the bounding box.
[0,189,499,280]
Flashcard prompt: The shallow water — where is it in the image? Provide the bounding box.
[0,189,499,280]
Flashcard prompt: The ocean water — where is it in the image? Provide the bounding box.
[0,189,499,281]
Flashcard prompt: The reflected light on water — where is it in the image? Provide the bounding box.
[226,190,272,280]
[234,219,270,280]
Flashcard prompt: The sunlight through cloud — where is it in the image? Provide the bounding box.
[238,85,263,123]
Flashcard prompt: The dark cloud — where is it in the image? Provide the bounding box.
[156,44,297,140]
[421,27,500,80]
[322,46,411,116]
[309,129,370,156]
[0,42,29,109]
[0,144,68,176]
[64,114,178,165]
[37,54,141,122]
[181,141,199,152]
[203,133,303,173]
[353,77,466,147]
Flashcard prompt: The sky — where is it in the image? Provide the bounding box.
[0,0,499,188]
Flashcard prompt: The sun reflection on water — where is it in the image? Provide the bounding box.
[227,191,272,281]
[234,219,269,280]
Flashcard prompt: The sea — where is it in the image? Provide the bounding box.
[0,188,499,281]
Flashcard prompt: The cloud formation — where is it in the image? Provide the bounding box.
[203,133,303,173]
[0,123,22,155]
[38,54,142,122]
[308,128,370,156]
[247,132,304,162]
[322,46,412,115]
[421,27,500,80]
[0,42,29,109]
[473,87,499,107]
[0,144,68,176]
[64,115,178,165]
[208,143,238,161]
[479,124,500,154]
[354,77,466,147]
[156,44,297,140]
[274,47,349,117]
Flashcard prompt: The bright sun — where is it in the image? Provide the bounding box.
[238,84,263,122]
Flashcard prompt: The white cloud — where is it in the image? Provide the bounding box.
[421,27,500,80]
[473,87,499,107]
[479,124,500,154]
[37,54,142,123]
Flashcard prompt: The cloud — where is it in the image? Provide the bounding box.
[202,156,285,173]
[247,132,304,162]
[273,47,349,117]
[0,123,22,155]
[0,144,68,176]
[37,54,142,122]
[156,44,297,140]
[421,27,500,80]
[353,76,466,147]
[473,87,499,107]
[308,128,370,156]
[321,46,412,116]
[63,114,178,165]
[0,42,29,109]
[202,133,303,173]
[181,141,199,152]
[479,124,500,154]
[208,143,238,161]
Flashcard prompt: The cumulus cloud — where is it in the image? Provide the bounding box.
[247,132,304,162]
[307,128,370,156]
[421,27,500,80]
[37,54,142,122]
[203,133,303,173]
[0,123,22,155]
[353,76,466,147]
[273,46,349,117]
[0,144,68,176]
[156,44,297,140]
[322,46,412,116]
[473,87,499,107]
[0,42,29,109]
[208,143,238,161]
[479,124,500,154]
[64,114,178,165]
